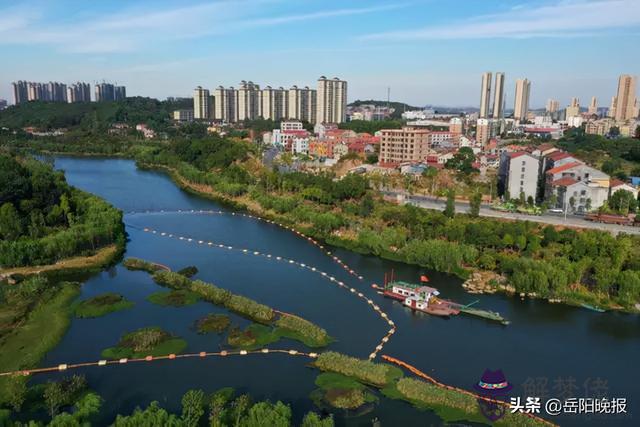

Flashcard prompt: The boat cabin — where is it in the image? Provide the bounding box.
[391,283,439,303]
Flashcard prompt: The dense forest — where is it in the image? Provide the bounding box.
[0,97,190,133]
[129,135,640,310]
[0,153,125,267]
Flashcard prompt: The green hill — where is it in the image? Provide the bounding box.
[348,99,422,119]
[0,97,191,132]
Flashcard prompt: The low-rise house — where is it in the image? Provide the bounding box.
[333,142,349,159]
[135,124,156,139]
[610,179,639,199]
[314,122,338,138]
[545,161,609,210]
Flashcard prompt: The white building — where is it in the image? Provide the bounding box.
[193,86,210,120]
[316,76,347,124]
[501,152,539,201]
[281,121,304,131]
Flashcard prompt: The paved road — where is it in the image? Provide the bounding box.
[383,191,640,236]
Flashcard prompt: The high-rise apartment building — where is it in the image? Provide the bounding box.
[260,86,287,121]
[566,97,580,118]
[492,72,505,119]
[237,81,261,121]
[479,72,492,119]
[193,86,211,120]
[95,83,126,102]
[546,99,559,113]
[288,85,317,123]
[213,86,237,122]
[114,86,126,101]
[608,96,617,118]
[66,82,91,103]
[12,81,29,104]
[95,83,114,102]
[316,76,347,124]
[513,79,531,121]
[588,96,598,115]
[613,74,637,122]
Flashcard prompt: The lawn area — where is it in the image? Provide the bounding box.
[0,283,80,404]
[101,327,187,359]
[195,314,230,334]
[74,293,134,318]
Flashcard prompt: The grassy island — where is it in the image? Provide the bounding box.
[122,257,165,274]
[101,327,187,359]
[312,352,549,426]
[74,293,134,318]
[312,373,377,410]
[150,269,333,348]
[195,313,230,334]
[147,289,200,307]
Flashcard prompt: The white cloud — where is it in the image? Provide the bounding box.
[0,1,406,54]
[360,0,640,41]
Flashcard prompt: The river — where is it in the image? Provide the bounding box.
[36,156,639,426]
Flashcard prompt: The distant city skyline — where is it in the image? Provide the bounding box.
[1,0,639,107]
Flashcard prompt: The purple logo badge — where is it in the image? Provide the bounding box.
[473,369,513,421]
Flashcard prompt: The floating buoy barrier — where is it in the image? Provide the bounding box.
[381,355,557,427]
[0,349,317,378]
[137,225,397,358]
[125,209,363,280]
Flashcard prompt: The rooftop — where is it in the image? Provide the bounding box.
[546,161,583,175]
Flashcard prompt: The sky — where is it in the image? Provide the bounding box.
[0,0,639,108]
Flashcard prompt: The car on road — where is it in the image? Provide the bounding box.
[548,208,564,214]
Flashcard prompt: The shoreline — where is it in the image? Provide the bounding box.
[140,161,639,315]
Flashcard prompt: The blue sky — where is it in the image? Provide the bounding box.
[1,0,639,107]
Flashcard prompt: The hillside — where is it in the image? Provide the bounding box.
[0,97,191,132]
[348,99,422,119]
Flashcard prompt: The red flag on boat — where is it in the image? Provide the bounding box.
[420,275,429,283]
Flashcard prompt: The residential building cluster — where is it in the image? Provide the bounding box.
[473,73,639,144]
[191,76,347,124]
[262,121,378,161]
[498,144,638,212]
[11,81,125,104]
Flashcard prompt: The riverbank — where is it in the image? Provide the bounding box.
[0,283,80,404]
[142,162,639,314]
[0,244,120,279]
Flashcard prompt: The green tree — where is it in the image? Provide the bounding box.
[359,193,374,217]
[182,389,206,427]
[6,375,28,412]
[0,155,32,205]
[44,381,66,417]
[445,147,477,174]
[230,394,251,427]
[609,190,638,214]
[301,412,334,427]
[469,191,482,217]
[239,401,291,427]
[585,198,592,212]
[444,189,455,218]
[569,196,576,212]
[0,202,22,240]
[209,388,233,427]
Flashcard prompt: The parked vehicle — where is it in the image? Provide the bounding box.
[584,212,636,226]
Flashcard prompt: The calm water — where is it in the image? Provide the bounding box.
[36,157,639,426]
